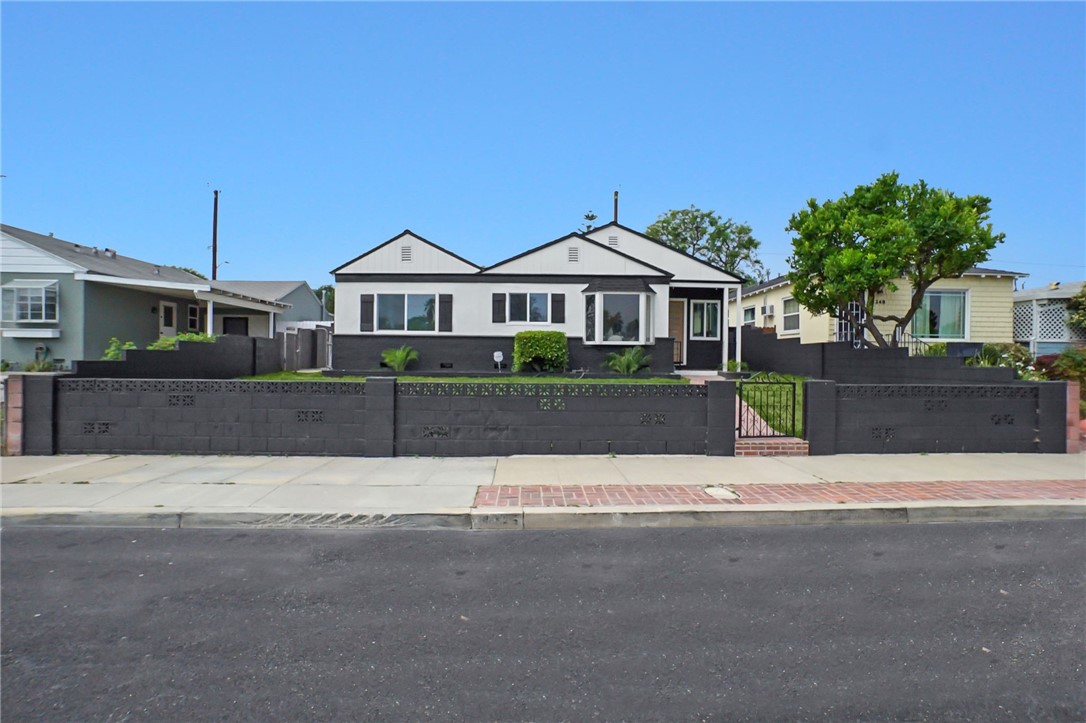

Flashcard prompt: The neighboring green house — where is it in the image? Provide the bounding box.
[0,224,326,369]
[730,267,1026,348]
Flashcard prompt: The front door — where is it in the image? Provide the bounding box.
[159,301,178,337]
[668,299,686,365]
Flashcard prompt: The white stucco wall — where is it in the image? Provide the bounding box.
[335,280,674,341]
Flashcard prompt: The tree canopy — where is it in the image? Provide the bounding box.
[645,206,767,284]
[315,284,335,314]
[785,171,1005,348]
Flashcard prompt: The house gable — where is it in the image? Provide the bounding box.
[332,230,480,275]
[584,223,744,284]
[1,230,83,274]
[481,233,670,278]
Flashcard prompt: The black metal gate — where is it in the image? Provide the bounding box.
[737,381,797,438]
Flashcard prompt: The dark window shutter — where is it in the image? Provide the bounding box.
[360,294,375,332]
[438,294,453,332]
[551,294,565,324]
[492,293,506,323]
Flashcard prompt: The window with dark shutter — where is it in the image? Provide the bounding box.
[551,294,565,323]
[492,293,506,323]
[438,294,453,332]
[359,294,375,332]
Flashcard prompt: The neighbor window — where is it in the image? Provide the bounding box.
[912,290,966,339]
[690,300,721,340]
[507,292,549,323]
[188,305,200,332]
[1,280,59,322]
[742,307,756,326]
[378,293,436,331]
[782,298,800,333]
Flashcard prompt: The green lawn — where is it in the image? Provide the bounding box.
[242,371,688,384]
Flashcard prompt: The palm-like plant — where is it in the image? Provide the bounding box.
[605,346,651,376]
[381,345,419,372]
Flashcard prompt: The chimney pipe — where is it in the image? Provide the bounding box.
[613,191,619,223]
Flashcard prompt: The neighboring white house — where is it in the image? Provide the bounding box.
[1013,281,1086,355]
[331,222,744,372]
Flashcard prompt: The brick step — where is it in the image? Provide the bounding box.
[735,437,809,457]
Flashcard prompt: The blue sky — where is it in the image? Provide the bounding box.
[3,2,1083,290]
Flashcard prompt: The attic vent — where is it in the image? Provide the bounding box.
[401,245,413,262]
[607,236,619,247]
[568,246,580,263]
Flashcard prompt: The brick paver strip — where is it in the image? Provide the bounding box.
[473,480,1086,508]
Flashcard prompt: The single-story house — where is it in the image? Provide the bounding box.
[1013,281,1086,355]
[0,224,326,369]
[730,267,1026,348]
[331,221,744,372]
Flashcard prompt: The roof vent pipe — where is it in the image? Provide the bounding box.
[613,191,619,223]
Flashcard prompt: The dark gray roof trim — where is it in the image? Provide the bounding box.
[582,278,657,294]
[334,273,673,285]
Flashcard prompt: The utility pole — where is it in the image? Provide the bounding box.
[211,189,220,281]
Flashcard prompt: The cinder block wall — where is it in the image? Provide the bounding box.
[392,381,721,456]
[803,380,1067,454]
[71,336,280,379]
[55,379,368,456]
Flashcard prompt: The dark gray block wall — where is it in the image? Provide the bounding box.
[802,381,1064,454]
[741,328,1015,384]
[392,382,714,456]
[55,379,367,456]
[72,336,281,379]
[332,335,675,374]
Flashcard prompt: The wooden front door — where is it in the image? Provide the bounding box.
[668,299,686,365]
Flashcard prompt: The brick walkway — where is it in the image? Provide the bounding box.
[473,479,1086,508]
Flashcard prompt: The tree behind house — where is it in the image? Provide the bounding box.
[646,206,767,284]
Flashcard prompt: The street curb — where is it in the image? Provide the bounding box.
[3,502,1083,531]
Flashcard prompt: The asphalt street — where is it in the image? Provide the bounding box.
[2,521,1083,721]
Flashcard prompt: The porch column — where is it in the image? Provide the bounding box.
[269,312,276,338]
[206,299,215,335]
[721,288,729,369]
[734,285,743,368]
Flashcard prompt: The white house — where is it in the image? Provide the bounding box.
[1013,281,1086,355]
[331,222,744,372]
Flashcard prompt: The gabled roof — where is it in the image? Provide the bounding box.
[586,221,745,283]
[481,232,672,277]
[1,224,206,284]
[330,229,480,274]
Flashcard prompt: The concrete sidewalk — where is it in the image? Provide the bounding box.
[2,452,1083,530]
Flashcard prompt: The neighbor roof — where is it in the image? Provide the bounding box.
[210,280,308,302]
[741,266,1026,295]
[2,224,206,284]
[1013,280,1084,302]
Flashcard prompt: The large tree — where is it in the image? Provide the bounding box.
[315,284,335,314]
[785,172,1005,348]
[646,206,767,284]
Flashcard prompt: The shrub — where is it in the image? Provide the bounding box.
[0,359,9,372]
[513,331,568,372]
[605,346,652,376]
[23,359,55,372]
[725,359,749,373]
[919,342,947,357]
[381,345,419,372]
[967,343,1044,380]
[147,333,216,351]
[102,337,137,361]
[1052,347,1086,385]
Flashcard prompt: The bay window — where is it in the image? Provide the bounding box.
[584,292,653,344]
[1,280,59,322]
